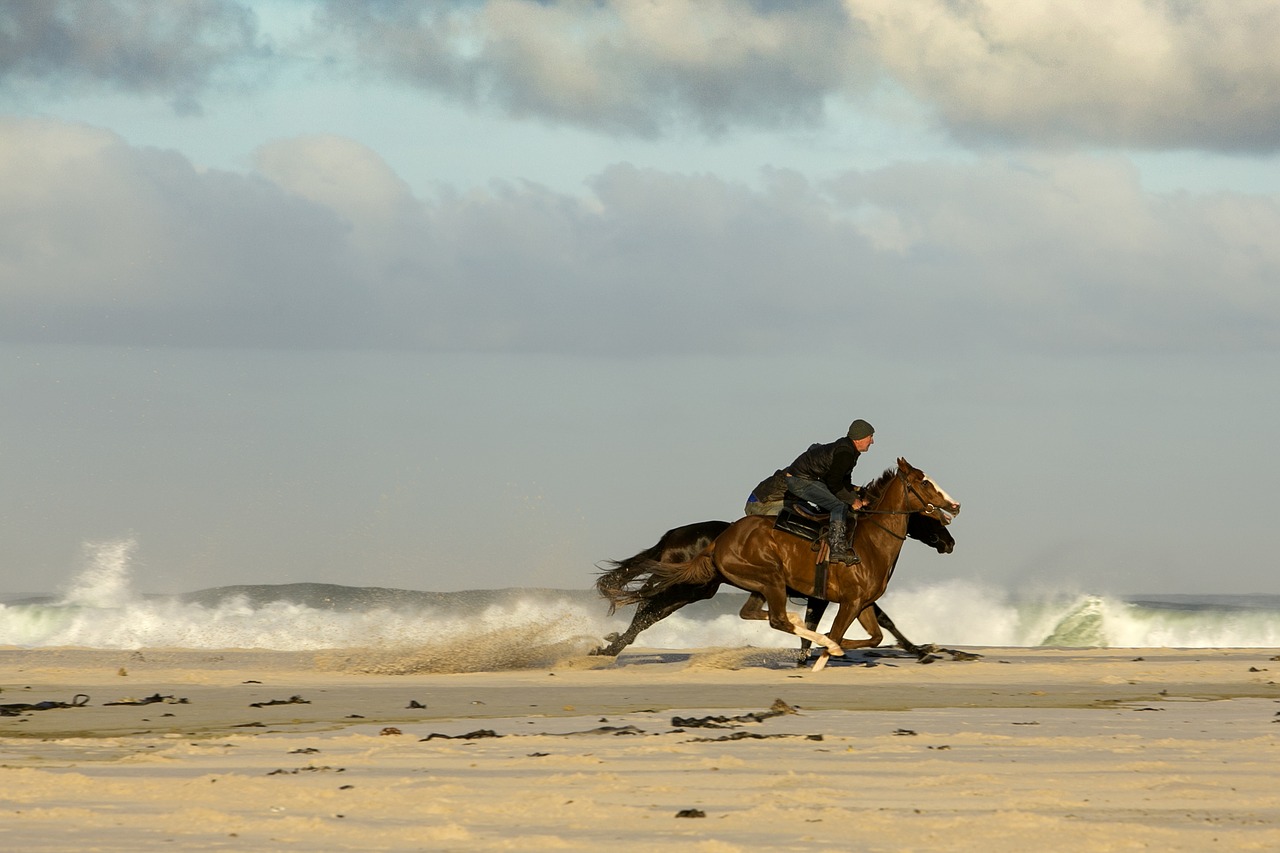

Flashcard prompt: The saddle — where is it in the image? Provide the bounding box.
[772,497,834,598]
[772,496,829,542]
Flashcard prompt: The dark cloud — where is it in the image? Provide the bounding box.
[2,119,1277,355]
[309,0,1280,152]
[0,0,268,109]
[312,0,862,137]
[7,2,1280,151]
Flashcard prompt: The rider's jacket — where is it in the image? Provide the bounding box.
[788,437,860,489]
[750,437,862,503]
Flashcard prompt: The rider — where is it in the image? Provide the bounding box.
[744,419,875,564]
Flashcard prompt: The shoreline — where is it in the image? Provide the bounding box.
[4,646,1279,735]
[4,646,1280,850]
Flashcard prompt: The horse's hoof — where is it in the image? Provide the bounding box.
[916,654,941,664]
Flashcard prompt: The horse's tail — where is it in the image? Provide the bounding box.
[595,549,663,615]
[596,521,729,613]
[597,549,718,610]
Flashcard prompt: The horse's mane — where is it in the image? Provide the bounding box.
[861,467,898,502]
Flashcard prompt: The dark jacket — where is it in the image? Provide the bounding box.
[750,437,862,502]
[787,437,861,492]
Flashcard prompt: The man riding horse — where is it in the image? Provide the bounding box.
[744,418,876,565]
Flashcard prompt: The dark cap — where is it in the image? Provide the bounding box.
[847,419,875,440]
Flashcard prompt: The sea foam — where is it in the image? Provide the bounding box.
[2,539,1278,652]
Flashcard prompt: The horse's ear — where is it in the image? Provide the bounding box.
[897,457,909,471]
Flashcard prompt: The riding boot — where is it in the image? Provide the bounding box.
[826,517,858,565]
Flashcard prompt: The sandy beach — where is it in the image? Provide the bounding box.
[3,644,1279,851]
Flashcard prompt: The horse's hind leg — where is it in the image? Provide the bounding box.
[738,592,769,620]
[592,597,663,656]
[738,590,841,656]
[592,581,719,656]
[782,612,842,656]
[796,598,830,665]
[749,587,841,656]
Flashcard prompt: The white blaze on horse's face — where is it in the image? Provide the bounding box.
[922,474,961,524]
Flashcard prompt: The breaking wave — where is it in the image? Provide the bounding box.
[2,540,1278,658]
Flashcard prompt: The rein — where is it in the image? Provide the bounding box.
[863,516,908,541]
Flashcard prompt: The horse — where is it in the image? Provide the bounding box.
[610,458,959,670]
[592,512,955,660]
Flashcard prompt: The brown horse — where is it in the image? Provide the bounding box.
[620,459,960,669]
[592,513,955,659]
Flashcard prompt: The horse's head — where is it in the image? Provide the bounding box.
[896,457,961,525]
[906,512,956,553]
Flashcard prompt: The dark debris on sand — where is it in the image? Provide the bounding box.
[672,698,799,729]
[250,695,310,708]
[0,693,91,716]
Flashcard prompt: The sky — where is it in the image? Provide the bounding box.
[2,0,1279,598]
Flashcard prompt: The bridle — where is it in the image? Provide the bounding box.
[857,469,952,540]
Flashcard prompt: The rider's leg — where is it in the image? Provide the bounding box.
[785,477,857,564]
[825,512,858,564]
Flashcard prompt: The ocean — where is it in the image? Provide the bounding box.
[2,539,1278,657]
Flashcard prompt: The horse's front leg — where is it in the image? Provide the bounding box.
[844,605,885,650]
[805,601,867,671]
[800,600,878,665]
[871,603,939,662]
[825,600,866,651]
[820,605,881,653]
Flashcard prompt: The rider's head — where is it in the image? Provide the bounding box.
[847,419,875,452]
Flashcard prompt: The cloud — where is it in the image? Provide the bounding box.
[0,117,360,347]
[311,0,1280,152]
[312,0,863,137]
[0,0,268,111]
[2,118,1277,354]
[255,134,421,256]
[9,2,1280,151]
[833,155,1280,350]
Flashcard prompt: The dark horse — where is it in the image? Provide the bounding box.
[592,512,954,660]
[600,459,960,670]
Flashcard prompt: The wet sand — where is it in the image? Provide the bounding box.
[3,645,1279,851]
